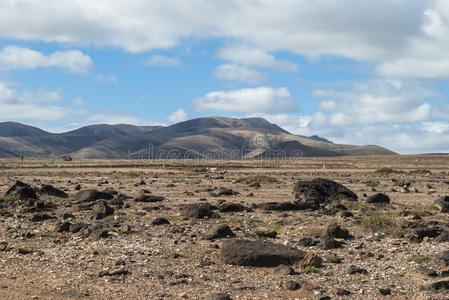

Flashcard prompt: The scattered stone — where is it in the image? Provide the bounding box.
[90,201,114,220]
[220,239,305,267]
[255,227,277,238]
[298,237,318,247]
[321,232,342,250]
[56,221,71,232]
[349,266,368,274]
[335,288,350,296]
[39,185,68,198]
[274,264,295,276]
[4,181,37,200]
[202,224,236,240]
[216,187,238,196]
[365,193,390,204]
[258,202,299,211]
[435,196,449,212]
[314,293,331,300]
[378,288,391,295]
[299,252,323,268]
[249,182,261,188]
[98,267,130,277]
[134,194,165,203]
[73,190,113,203]
[423,279,449,290]
[324,254,342,264]
[218,203,247,212]
[205,293,232,300]
[325,223,350,239]
[433,250,449,266]
[179,203,217,219]
[152,217,170,225]
[285,280,301,291]
[417,266,437,277]
[31,213,54,222]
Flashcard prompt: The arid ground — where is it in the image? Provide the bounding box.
[1,155,449,299]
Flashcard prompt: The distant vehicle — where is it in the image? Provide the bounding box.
[62,155,72,161]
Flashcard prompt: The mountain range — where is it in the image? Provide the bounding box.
[0,117,396,158]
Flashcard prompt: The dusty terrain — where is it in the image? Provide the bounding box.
[1,155,449,299]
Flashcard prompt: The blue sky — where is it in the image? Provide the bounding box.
[0,0,449,154]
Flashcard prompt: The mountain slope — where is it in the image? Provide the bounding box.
[0,117,396,158]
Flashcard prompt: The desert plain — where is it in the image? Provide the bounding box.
[1,155,449,299]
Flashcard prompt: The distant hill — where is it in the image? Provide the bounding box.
[0,117,396,158]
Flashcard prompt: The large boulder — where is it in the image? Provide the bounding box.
[73,189,113,203]
[220,239,305,267]
[293,178,357,209]
[179,203,218,219]
[39,185,68,198]
[4,181,37,200]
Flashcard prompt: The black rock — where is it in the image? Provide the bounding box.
[90,201,114,220]
[349,266,368,274]
[179,203,217,219]
[366,193,390,204]
[321,232,342,250]
[285,280,301,291]
[31,213,54,222]
[152,217,170,225]
[274,264,295,276]
[417,266,438,277]
[378,288,391,295]
[134,194,165,203]
[218,203,247,212]
[70,223,86,233]
[433,250,449,266]
[73,190,113,203]
[56,221,71,232]
[39,185,68,198]
[298,237,318,247]
[314,294,331,300]
[258,202,299,211]
[435,196,449,212]
[220,239,306,267]
[205,294,232,300]
[293,178,358,209]
[202,224,236,240]
[326,223,350,239]
[4,181,37,200]
[216,187,237,196]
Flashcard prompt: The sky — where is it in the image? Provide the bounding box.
[0,0,449,154]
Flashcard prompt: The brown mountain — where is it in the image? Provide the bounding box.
[0,117,396,158]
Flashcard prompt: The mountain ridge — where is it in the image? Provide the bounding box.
[0,117,396,158]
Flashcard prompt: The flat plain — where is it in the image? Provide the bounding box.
[1,155,449,299]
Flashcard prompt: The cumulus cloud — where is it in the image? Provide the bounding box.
[146,55,181,67]
[216,46,298,72]
[0,46,93,74]
[194,87,297,113]
[166,109,188,123]
[213,64,267,84]
[0,82,69,121]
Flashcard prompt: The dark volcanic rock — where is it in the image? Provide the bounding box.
[321,232,343,250]
[205,294,232,300]
[220,239,305,267]
[5,181,37,200]
[274,264,295,276]
[435,196,449,212]
[218,203,247,212]
[73,190,113,203]
[258,202,299,211]
[366,193,390,204]
[202,224,236,240]
[285,280,301,291]
[216,187,238,196]
[39,185,68,198]
[152,217,170,225]
[433,250,449,267]
[326,223,350,239]
[90,201,114,220]
[293,178,357,209]
[180,203,217,219]
[134,194,165,203]
[31,213,55,222]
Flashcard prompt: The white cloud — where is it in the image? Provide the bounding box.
[213,64,266,84]
[0,82,69,121]
[146,55,181,67]
[73,97,87,106]
[194,87,297,113]
[166,109,188,123]
[0,46,93,74]
[217,46,297,72]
